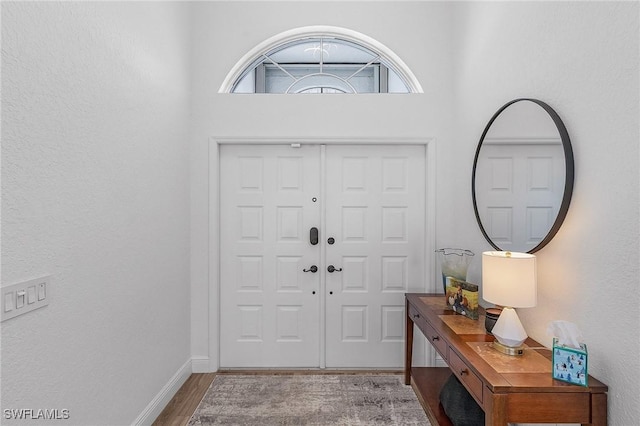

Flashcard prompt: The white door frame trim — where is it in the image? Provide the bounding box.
[206,137,437,372]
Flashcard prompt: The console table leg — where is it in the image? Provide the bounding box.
[485,394,508,426]
[405,299,413,385]
[584,392,607,426]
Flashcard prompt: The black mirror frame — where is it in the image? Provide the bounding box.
[471,98,575,253]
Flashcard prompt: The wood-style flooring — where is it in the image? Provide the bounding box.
[152,370,403,426]
[153,373,216,426]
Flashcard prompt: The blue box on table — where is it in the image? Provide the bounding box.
[552,337,588,386]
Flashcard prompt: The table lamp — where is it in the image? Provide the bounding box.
[482,251,537,356]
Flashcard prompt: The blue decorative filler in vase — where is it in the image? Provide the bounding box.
[435,248,475,294]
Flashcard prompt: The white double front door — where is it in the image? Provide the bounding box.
[219,144,426,368]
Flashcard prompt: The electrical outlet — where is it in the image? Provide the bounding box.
[1,276,51,322]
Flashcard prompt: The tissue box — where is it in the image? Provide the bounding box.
[552,337,588,386]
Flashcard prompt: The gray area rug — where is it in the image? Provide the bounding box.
[188,374,430,425]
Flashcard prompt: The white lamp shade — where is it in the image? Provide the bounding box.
[482,251,537,308]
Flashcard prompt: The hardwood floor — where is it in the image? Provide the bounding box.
[153,373,216,426]
[152,370,403,425]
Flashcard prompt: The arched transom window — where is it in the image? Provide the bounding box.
[221,26,422,94]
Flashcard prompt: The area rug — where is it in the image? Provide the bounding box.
[188,374,430,425]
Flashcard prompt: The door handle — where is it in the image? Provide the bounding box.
[303,265,318,273]
[310,227,318,245]
[327,265,342,273]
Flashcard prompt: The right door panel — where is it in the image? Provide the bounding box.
[324,145,426,368]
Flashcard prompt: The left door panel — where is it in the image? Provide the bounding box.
[219,145,321,367]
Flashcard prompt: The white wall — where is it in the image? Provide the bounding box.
[1,2,192,424]
[450,2,640,426]
[189,0,455,369]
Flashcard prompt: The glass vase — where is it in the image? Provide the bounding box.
[435,248,475,294]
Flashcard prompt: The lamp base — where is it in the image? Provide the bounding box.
[491,306,528,348]
[491,340,525,356]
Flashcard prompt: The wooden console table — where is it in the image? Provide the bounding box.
[405,293,608,426]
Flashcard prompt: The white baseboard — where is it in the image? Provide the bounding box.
[191,356,211,373]
[132,358,192,426]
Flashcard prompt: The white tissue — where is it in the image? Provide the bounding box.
[547,320,583,349]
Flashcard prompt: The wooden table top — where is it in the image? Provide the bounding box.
[407,293,608,393]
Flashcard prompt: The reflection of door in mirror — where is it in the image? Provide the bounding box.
[475,141,564,253]
[473,99,572,253]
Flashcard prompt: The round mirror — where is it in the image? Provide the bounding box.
[472,99,574,253]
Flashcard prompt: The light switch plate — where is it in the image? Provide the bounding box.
[1,276,51,322]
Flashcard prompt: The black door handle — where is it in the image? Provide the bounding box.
[303,265,318,273]
[310,227,318,245]
[327,265,342,273]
